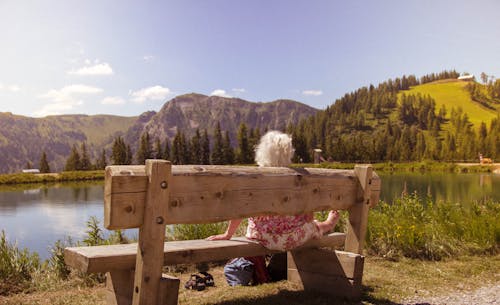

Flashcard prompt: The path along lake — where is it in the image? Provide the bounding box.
[1,173,499,259]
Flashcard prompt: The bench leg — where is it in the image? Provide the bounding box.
[158,274,180,305]
[106,270,135,305]
[106,271,180,305]
[287,249,364,299]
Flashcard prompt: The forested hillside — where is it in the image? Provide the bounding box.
[288,71,500,163]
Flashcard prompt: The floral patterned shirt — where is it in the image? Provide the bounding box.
[245,214,320,251]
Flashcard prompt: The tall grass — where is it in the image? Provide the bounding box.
[367,194,500,260]
[0,231,42,295]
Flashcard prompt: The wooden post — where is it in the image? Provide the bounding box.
[132,160,171,305]
[287,249,364,299]
[345,165,373,254]
[158,274,180,305]
[106,270,135,305]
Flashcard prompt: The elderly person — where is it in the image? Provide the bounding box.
[207,131,339,251]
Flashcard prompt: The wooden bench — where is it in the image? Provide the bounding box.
[65,160,381,305]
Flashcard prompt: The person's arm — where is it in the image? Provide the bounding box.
[206,219,243,240]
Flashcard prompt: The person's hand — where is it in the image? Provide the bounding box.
[206,233,231,241]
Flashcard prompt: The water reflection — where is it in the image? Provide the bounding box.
[0,181,136,260]
[379,172,500,204]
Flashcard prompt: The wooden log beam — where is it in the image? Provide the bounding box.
[132,160,171,305]
[64,233,346,274]
[345,165,373,254]
[105,164,380,229]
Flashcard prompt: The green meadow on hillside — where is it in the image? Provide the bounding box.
[405,80,499,128]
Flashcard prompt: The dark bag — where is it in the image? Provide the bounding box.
[245,256,270,284]
[224,257,254,286]
[267,253,287,282]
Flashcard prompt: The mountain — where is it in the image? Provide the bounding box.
[0,113,136,173]
[0,94,317,173]
[123,93,318,148]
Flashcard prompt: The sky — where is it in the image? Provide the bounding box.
[1,0,499,118]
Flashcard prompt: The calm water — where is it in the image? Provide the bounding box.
[379,172,500,204]
[0,182,136,260]
[0,173,499,259]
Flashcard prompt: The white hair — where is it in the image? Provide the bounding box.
[255,131,294,167]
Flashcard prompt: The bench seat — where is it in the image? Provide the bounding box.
[64,232,346,274]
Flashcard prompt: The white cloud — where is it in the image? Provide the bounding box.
[210,89,231,98]
[68,62,114,76]
[302,90,323,96]
[101,96,126,105]
[130,85,171,103]
[35,84,103,117]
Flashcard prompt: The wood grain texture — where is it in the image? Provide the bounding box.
[104,164,381,229]
[132,160,171,305]
[64,233,346,274]
[288,249,364,280]
[106,270,134,305]
[158,275,180,305]
[345,165,373,254]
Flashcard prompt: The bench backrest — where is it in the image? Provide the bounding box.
[105,163,380,230]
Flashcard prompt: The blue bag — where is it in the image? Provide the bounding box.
[223,257,255,286]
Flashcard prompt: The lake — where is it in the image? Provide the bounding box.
[0,173,499,259]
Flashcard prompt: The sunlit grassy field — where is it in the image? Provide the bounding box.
[405,80,499,128]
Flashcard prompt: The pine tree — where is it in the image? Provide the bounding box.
[80,142,92,170]
[211,122,224,165]
[191,129,202,164]
[96,149,107,170]
[201,129,210,165]
[65,144,81,171]
[154,138,163,159]
[39,151,51,173]
[163,138,171,161]
[223,131,235,164]
[125,145,133,165]
[181,132,191,164]
[111,136,128,165]
[136,132,152,165]
[236,123,252,164]
[171,131,190,164]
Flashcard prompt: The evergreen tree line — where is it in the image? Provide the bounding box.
[110,122,263,166]
[64,143,107,171]
[30,122,266,172]
[288,71,499,163]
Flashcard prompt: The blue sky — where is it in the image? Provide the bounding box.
[1,0,499,117]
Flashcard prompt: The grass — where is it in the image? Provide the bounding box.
[404,80,499,128]
[0,171,104,185]
[302,161,494,173]
[0,255,498,305]
[367,195,500,260]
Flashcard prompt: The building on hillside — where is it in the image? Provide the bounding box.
[22,169,40,174]
[458,74,475,81]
